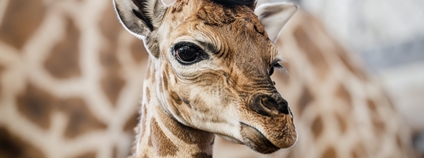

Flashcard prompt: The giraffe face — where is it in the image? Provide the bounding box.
[114,0,297,153]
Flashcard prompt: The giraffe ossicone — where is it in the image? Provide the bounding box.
[114,0,298,157]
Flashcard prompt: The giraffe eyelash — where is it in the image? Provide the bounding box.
[271,62,288,74]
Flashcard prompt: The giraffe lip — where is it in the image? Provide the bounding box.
[239,122,280,154]
[217,134,243,144]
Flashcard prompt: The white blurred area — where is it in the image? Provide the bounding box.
[265,0,424,132]
[301,0,424,51]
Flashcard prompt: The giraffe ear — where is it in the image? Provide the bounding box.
[114,0,166,57]
[255,2,297,42]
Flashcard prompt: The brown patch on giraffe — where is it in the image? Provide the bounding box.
[321,146,337,158]
[159,81,164,93]
[297,86,314,117]
[335,84,352,110]
[162,71,169,91]
[44,16,82,79]
[99,3,127,107]
[351,143,366,158]
[150,118,179,156]
[371,116,386,140]
[58,98,107,139]
[100,2,123,41]
[0,0,45,50]
[192,152,212,158]
[72,151,97,158]
[16,83,106,135]
[100,74,125,107]
[335,113,347,133]
[99,41,124,107]
[170,91,183,105]
[311,115,324,139]
[0,127,46,158]
[16,83,55,130]
[148,132,153,147]
[367,99,377,113]
[159,109,214,150]
[294,26,329,80]
[130,39,149,63]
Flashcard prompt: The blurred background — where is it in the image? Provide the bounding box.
[275,0,424,132]
[0,0,423,157]
[291,0,424,154]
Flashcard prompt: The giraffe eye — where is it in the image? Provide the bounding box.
[173,42,206,65]
[269,62,283,76]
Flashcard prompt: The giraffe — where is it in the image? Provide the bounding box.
[113,0,300,157]
[0,0,419,157]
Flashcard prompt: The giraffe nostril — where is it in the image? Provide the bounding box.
[252,94,290,116]
[261,96,289,115]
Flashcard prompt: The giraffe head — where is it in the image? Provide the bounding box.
[114,0,297,154]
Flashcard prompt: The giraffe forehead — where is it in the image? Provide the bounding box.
[166,0,267,38]
[165,1,276,62]
[195,2,267,36]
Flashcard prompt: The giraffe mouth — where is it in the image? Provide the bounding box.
[239,122,280,154]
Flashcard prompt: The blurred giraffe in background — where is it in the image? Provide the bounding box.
[0,0,418,157]
[0,0,144,157]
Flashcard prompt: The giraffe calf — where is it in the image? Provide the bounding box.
[114,0,297,157]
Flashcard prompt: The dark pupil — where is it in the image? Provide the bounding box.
[177,46,198,62]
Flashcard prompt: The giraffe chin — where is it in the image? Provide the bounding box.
[239,123,280,154]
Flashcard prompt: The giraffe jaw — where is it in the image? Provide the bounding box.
[239,122,280,154]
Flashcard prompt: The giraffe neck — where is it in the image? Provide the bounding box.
[133,60,215,158]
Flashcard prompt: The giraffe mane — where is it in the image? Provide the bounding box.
[211,0,257,8]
